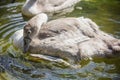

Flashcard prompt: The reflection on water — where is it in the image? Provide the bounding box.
[67,0,120,37]
[0,0,120,80]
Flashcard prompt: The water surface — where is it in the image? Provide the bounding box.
[0,0,120,80]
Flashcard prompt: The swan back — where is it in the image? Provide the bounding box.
[11,15,120,63]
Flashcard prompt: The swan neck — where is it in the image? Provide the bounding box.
[28,13,48,37]
[36,13,48,30]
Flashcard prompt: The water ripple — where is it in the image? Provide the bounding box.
[109,18,120,24]
[0,2,23,9]
[0,5,25,54]
[0,19,25,39]
[0,0,120,80]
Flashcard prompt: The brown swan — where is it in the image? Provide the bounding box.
[11,13,120,65]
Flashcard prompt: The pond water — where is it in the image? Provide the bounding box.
[0,0,120,80]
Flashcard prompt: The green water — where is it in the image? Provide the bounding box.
[0,0,120,80]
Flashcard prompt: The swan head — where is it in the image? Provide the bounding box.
[23,13,48,53]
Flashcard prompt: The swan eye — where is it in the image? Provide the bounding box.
[27,30,31,34]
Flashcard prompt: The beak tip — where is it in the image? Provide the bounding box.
[23,47,29,53]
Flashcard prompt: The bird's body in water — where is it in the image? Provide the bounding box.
[11,13,120,65]
[21,0,81,17]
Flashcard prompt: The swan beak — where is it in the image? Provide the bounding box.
[23,37,31,53]
[11,0,15,3]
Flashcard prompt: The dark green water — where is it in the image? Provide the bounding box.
[0,0,120,80]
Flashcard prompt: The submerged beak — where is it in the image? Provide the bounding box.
[23,36,31,53]
[11,0,16,3]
